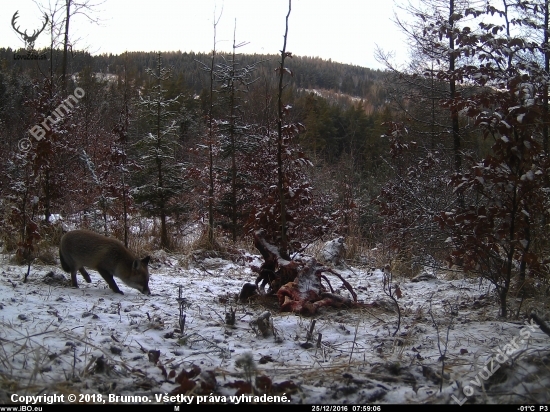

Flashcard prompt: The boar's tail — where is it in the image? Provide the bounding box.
[59,250,71,273]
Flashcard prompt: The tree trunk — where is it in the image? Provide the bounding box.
[544,0,549,153]
[44,169,51,223]
[207,14,219,247]
[160,210,169,250]
[230,24,237,243]
[449,0,460,174]
[519,215,530,280]
[102,206,108,236]
[500,286,509,318]
[122,168,128,247]
[62,0,71,93]
[449,0,463,208]
[276,0,292,255]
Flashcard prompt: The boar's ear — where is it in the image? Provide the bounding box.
[142,256,151,266]
[133,260,139,270]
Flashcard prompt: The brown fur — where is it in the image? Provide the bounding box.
[59,229,150,295]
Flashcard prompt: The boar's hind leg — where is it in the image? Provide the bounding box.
[79,268,92,283]
[71,270,79,288]
[97,268,124,294]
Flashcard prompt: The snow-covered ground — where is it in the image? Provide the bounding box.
[0,249,548,405]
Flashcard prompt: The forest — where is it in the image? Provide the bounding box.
[0,33,394,260]
[0,0,550,405]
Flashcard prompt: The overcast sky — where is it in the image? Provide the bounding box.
[1,0,408,69]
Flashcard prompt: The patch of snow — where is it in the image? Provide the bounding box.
[0,250,548,405]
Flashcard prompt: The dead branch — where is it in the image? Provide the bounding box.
[252,229,362,315]
[530,313,550,338]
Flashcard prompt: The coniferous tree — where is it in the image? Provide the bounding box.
[132,53,185,250]
[191,11,224,248]
[215,22,260,242]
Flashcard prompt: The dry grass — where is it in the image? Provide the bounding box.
[344,233,371,264]
[0,232,18,254]
[390,258,422,279]
[304,239,325,261]
[0,322,110,398]
[1,220,65,265]
[34,242,57,265]
[190,226,225,252]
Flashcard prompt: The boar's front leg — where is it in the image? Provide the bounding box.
[97,268,124,294]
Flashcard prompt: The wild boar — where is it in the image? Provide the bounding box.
[59,229,150,295]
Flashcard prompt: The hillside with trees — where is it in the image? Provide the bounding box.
[0,44,393,248]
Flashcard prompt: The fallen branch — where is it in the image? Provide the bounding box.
[530,313,550,338]
[320,267,358,302]
[252,230,362,315]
